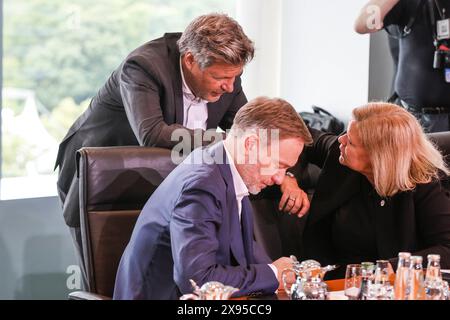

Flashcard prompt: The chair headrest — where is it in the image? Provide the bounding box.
[428,132,450,165]
[78,146,177,211]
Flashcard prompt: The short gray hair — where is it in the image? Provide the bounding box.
[177,13,254,69]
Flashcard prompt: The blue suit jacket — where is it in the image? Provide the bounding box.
[113,142,278,299]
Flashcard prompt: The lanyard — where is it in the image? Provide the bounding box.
[434,0,447,19]
[428,0,439,44]
[428,0,449,45]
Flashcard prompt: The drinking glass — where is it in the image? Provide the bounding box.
[344,264,363,300]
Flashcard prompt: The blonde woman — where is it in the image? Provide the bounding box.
[283,102,450,279]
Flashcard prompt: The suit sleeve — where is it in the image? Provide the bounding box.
[170,184,278,297]
[119,59,197,148]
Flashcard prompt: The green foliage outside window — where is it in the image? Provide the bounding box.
[2,0,234,177]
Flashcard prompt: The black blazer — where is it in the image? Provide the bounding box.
[300,129,450,276]
[55,33,247,227]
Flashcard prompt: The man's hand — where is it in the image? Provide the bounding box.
[279,175,310,218]
[272,257,295,290]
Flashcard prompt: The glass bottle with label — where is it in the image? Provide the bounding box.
[425,254,444,300]
[406,256,426,300]
[367,260,393,300]
[394,252,411,300]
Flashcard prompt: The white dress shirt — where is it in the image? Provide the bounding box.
[222,142,278,279]
[223,142,249,223]
[180,58,208,130]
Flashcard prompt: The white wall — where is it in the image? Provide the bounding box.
[238,0,372,123]
[237,0,282,99]
[280,0,370,122]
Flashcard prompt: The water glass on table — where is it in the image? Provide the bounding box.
[367,260,394,300]
[344,264,363,300]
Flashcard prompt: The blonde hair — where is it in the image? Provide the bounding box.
[177,13,254,69]
[231,96,313,144]
[353,102,449,197]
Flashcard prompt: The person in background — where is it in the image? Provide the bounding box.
[355,0,450,132]
[113,97,313,299]
[54,13,254,289]
[283,102,450,279]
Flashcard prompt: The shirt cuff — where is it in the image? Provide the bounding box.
[268,263,278,279]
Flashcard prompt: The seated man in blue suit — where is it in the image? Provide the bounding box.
[113,96,313,299]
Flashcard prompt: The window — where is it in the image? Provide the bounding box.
[1,0,235,200]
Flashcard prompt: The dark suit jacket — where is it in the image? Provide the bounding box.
[113,142,278,299]
[299,129,450,277]
[55,33,247,227]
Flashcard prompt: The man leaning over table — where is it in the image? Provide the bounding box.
[113,97,313,299]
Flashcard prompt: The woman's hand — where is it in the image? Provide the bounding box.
[279,175,310,217]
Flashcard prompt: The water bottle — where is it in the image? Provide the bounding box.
[406,256,425,300]
[367,260,393,300]
[393,252,411,300]
[425,254,444,300]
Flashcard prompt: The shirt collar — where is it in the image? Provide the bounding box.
[179,57,205,103]
[223,142,249,199]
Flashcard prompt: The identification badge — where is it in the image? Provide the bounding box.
[437,18,450,40]
[446,68,450,83]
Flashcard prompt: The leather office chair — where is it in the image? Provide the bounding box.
[68,146,177,300]
[429,131,450,190]
[429,131,450,166]
[250,187,306,261]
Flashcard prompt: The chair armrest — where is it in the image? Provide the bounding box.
[68,291,111,300]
